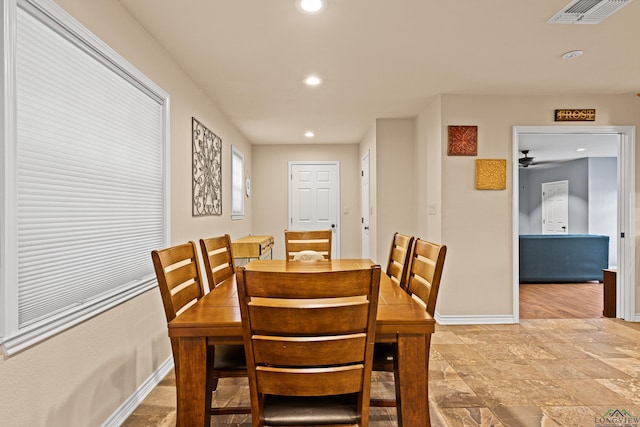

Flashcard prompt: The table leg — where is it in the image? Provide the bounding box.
[395,333,429,427]
[176,336,210,427]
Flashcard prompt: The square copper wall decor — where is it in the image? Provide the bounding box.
[448,125,478,156]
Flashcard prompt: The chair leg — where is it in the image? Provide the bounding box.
[207,346,220,391]
[210,376,220,391]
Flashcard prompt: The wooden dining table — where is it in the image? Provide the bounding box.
[168,259,435,426]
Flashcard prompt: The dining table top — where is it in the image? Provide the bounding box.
[168,258,434,341]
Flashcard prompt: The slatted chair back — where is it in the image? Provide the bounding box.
[152,241,249,416]
[284,229,332,260]
[200,234,235,289]
[386,232,414,290]
[152,241,204,323]
[236,265,381,427]
[406,239,447,316]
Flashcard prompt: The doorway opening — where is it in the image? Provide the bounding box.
[512,126,635,321]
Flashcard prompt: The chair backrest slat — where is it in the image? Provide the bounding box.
[256,366,365,396]
[242,269,373,298]
[284,229,332,260]
[252,333,367,367]
[248,303,370,336]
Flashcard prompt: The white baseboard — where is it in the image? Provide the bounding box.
[101,356,174,427]
[435,313,517,325]
[435,313,640,324]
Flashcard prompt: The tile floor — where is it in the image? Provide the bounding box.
[123,318,640,426]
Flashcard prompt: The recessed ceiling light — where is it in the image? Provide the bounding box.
[305,131,315,138]
[561,50,583,60]
[577,148,586,152]
[304,75,322,86]
[297,0,326,14]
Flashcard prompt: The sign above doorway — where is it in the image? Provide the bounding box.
[554,109,596,122]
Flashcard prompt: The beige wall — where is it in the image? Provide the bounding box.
[434,94,640,319]
[252,144,361,260]
[416,96,443,243]
[0,0,252,425]
[375,119,417,264]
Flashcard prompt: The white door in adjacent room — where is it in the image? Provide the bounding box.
[542,180,569,234]
[289,161,340,258]
[361,151,370,259]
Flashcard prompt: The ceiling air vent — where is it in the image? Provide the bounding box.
[548,0,634,24]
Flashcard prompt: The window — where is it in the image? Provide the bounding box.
[231,146,245,220]
[0,0,169,355]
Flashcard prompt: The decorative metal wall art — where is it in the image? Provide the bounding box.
[448,125,478,156]
[192,117,222,216]
[476,159,506,190]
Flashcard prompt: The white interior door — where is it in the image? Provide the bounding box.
[289,161,340,258]
[542,180,569,234]
[361,151,370,259]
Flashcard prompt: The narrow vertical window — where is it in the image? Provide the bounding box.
[231,146,245,220]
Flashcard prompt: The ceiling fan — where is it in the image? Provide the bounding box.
[519,150,568,168]
[518,150,535,168]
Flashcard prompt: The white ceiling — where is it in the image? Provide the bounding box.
[519,133,618,168]
[117,0,640,145]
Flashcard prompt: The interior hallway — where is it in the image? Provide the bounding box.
[123,318,640,426]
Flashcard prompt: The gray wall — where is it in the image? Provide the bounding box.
[519,157,617,266]
[520,158,589,235]
[588,157,618,266]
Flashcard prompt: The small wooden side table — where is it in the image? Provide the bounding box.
[602,268,616,318]
[231,235,274,267]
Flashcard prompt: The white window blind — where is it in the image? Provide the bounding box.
[0,0,169,354]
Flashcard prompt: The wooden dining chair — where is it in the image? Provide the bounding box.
[386,232,414,290]
[284,229,332,260]
[199,234,236,290]
[151,241,249,416]
[236,265,381,427]
[371,238,447,410]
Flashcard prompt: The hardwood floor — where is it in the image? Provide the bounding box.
[519,282,604,319]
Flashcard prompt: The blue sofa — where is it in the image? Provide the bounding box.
[519,234,609,283]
